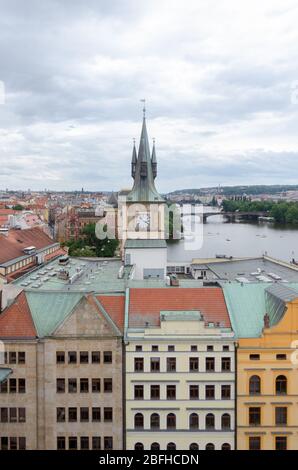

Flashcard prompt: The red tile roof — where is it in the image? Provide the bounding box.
[0,292,37,338]
[0,227,56,265]
[97,295,125,332]
[128,288,231,328]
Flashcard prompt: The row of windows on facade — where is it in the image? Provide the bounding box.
[0,407,26,423]
[56,407,113,423]
[249,436,287,451]
[56,377,112,393]
[248,406,288,426]
[0,437,26,450]
[134,356,231,372]
[133,412,232,430]
[134,442,231,451]
[3,350,113,365]
[249,375,288,395]
[134,345,230,352]
[0,378,26,394]
[134,384,232,400]
[249,353,287,361]
[57,436,113,450]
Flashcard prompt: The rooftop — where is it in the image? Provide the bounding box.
[125,239,167,249]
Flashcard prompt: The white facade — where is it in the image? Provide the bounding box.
[125,246,167,280]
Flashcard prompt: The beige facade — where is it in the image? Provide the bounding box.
[125,313,235,450]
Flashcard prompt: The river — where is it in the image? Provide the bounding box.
[167,210,298,263]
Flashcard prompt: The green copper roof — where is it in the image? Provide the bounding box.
[125,239,167,249]
[0,368,12,383]
[26,291,83,337]
[127,117,164,203]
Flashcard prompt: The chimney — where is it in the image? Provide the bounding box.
[263,313,270,329]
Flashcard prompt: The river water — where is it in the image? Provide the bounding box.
[167,212,298,263]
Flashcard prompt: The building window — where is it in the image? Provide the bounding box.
[92,437,101,450]
[150,385,160,399]
[134,357,144,372]
[134,385,144,400]
[249,407,261,426]
[80,351,89,364]
[9,408,17,423]
[9,379,16,393]
[276,354,287,360]
[56,351,65,364]
[18,352,26,364]
[249,354,260,361]
[168,345,175,352]
[0,381,8,393]
[190,443,199,450]
[222,443,231,450]
[92,407,101,422]
[135,345,142,352]
[249,436,261,450]
[0,408,8,422]
[80,407,89,422]
[275,407,287,426]
[135,442,144,450]
[104,407,113,422]
[134,413,144,429]
[68,351,77,364]
[18,408,26,423]
[275,436,287,450]
[150,357,160,372]
[57,437,66,450]
[80,437,89,450]
[69,437,77,450]
[189,357,199,372]
[57,407,65,422]
[189,385,199,399]
[167,357,176,372]
[191,345,197,352]
[167,385,176,400]
[276,375,287,395]
[205,385,215,399]
[80,378,89,393]
[56,379,65,393]
[104,378,112,392]
[9,352,16,364]
[207,345,214,352]
[205,443,215,450]
[167,413,176,429]
[104,351,112,363]
[223,345,230,352]
[205,413,215,430]
[249,375,261,395]
[18,379,26,393]
[151,442,160,450]
[206,357,215,372]
[221,384,231,399]
[91,351,100,363]
[167,442,176,450]
[189,413,199,429]
[68,408,77,422]
[92,378,101,393]
[68,378,77,393]
[221,357,231,371]
[221,413,231,430]
[150,413,160,429]
[152,345,158,352]
[104,437,113,450]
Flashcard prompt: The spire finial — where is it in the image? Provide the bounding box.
[133,138,136,145]
[140,98,146,118]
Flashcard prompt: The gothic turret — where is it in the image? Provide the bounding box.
[151,139,157,179]
[131,141,137,179]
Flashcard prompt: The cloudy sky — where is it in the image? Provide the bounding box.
[0,0,298,192]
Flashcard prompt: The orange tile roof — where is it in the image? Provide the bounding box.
[97,295,125,332]
[0,292,37,338]
[129,288,231,328]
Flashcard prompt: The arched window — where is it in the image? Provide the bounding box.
[167,413,176,429]
[151,442,160,450]
[205,443,215,450]
[276,375,287,395]
[134,442,144,450]
[249,375,261,395]
[189,443,199,450]
[221,413,231,430]
[222,443,231,450]
[189,413,199,429]
[150,413,160,429]
[134,413,144,429]
[205,413,215,429]
[167,442,176,450]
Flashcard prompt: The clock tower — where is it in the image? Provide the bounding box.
[120,109,168,280]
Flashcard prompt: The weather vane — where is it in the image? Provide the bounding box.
[140,98,146,118]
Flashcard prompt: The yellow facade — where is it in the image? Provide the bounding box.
[237,297,298,450]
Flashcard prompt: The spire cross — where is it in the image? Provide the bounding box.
[140,98,146,118]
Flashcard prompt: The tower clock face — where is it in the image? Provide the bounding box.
[136,212,150,231]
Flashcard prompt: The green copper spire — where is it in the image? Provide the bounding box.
[127,116,164,203]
